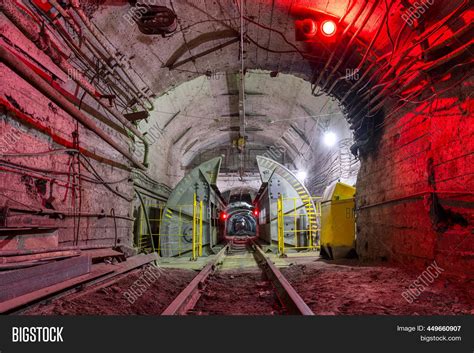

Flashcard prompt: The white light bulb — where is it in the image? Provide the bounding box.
[324,131,337,147]
[322,20,336,36]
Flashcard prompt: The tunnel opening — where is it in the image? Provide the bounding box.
[137,70,362,259]
[224,210,258,237]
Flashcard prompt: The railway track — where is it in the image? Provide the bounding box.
[161,238,314,315]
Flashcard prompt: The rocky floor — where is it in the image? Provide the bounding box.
[190,269,285,315]
[22,259,474,316]
[23,266,196,315]
[281,259,474,315]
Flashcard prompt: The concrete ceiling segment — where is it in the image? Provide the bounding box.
[138,69,351,185]
[90,0,439,187]
[90,0,392,96]
[216,174,263,194]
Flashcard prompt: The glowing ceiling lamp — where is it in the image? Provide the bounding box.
[321,20,337,36]
[323,131,337,147]
[296,170,308,182]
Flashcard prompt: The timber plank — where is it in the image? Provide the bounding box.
[0,250,81,264]
[0,256,91,301]
[0,266,114,313]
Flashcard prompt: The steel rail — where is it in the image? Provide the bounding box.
[251,242,314,316]
[161,245,229,315]
[162,240,313,315]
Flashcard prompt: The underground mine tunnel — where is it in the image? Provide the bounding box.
[0,0,472,316]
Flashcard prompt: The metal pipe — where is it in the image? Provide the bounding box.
[47,0,82,36]
[8,207,134,221]
[1,1,150,167]
[69,0,154,111]
[47,0,138,106]
[0,45,146,170]
[0,1,95,92]
[0,97,132,171]
[4,45,127,135]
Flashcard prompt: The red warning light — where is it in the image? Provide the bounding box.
[253,209,259,217]
[293,7,340,43]
[220,212,228,220]
[321,20,337,36]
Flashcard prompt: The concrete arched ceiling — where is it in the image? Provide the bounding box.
[92,0,395,95]
[91,0,467,101]
[136,71,350,185]
[89,0,470,188]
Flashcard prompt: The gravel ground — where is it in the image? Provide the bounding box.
[190,269,285,315]
[22,259,473,316]
[281,259,474,315]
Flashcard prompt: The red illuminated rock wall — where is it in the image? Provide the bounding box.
[0,14,135,251]
[356,69,473,277]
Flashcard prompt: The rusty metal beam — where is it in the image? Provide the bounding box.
[2,253,158,314]
[123,111,150,123]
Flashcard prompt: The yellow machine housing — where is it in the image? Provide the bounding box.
[320,182,356,259]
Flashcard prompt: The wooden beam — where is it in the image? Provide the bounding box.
[67,253,159,300]
[0,253,158,313]
[0,250,81,264]
[0,255,91,302]
[0,266,113,314]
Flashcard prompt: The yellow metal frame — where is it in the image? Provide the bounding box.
[277,195,285,254]
[138,193,204,259]
[138,202,164,253]
[276,195,322,255]
[191,194,204,260]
